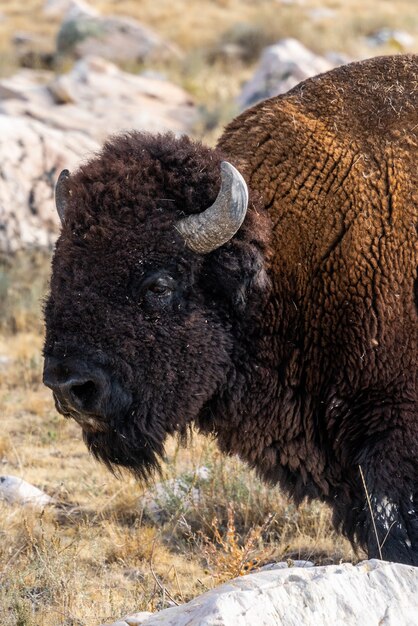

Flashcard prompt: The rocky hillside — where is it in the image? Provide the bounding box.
[1,0,417,253]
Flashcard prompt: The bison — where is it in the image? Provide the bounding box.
[43,55,418,565]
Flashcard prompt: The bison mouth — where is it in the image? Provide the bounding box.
[53,393,108,434]
[43,354,166,478]
[55,393,166,479]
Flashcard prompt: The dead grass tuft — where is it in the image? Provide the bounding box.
[197,505,275,581]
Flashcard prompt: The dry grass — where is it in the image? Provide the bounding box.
[96,0,418,58]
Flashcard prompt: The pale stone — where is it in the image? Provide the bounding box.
[0,355,11,369]
[238,38,335,110]
[43,0,99,20]
[106,560,418,626]
[56,13,180,64]
[0,57,196,143]
[0,56,196,252]
[0,475,54,509]
[100,618,154,626]
[0,114,98,252]
[0,69,55,107]
[125,613,154,625]
[0,84,27,101]
[259,559,314,571]
[99,614,154,626]
[308,8,336,22]
[365,28,415,49]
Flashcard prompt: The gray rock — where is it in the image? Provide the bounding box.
[1,57,196,143]
[57,13,180,64]
[0,355,11,369]
[325,51,352,67]
[259,559,314,571]
[100,615,153,626]
[0,114,97,253]
[141,466,210,522]
[0,57,196,252]
[238,38,335,110]
[0,475,54,509]
[308,8,336,22]
[365,28,415,49]
[0,69,55,107]
[105,560,418,626]
[0,84,26,101]
[43,0,99,20]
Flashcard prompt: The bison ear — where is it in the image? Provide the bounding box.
[55,169,71,225]
[209,240,268,313]
[175,161,248,254]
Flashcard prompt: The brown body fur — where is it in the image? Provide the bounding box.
[44,55,418,564]
[215,56,418,559]
[218,54,417,486]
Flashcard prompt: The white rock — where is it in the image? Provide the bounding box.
[56,12,180,64]
[0,355,11,368]
[0,475,54,509]
[365,29,415,49]
[238,38,335,110]
[106,560,418,626]
[199,467,210,480]
[100,616,153,626]
[0,57,196,252]
[125,613,154,626]
[0,114,98,253]
[0,68,56,107]
[308,8,336,22]
[43,0,99,20]
[0,57,196,143]
[259,559,314,571]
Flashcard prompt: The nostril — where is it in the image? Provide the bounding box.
[70,380,97,409]
[43,357,109,416]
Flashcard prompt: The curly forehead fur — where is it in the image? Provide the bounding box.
[68,132,224,223]
[62,131,269,257]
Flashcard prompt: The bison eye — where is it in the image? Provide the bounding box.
[130,272,177,306]
[146,275,175,298]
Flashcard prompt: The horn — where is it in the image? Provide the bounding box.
[55,169,70,224]
[175,161,248,254]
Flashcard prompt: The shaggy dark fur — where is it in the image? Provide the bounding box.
[44,55,418,565]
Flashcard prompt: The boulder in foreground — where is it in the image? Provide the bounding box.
[103,560,418,626]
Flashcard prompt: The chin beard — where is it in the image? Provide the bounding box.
[82,422,166,481]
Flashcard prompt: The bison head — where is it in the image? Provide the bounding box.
[43,132,269,478]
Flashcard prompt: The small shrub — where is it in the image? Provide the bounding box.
[197,505,275,581]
